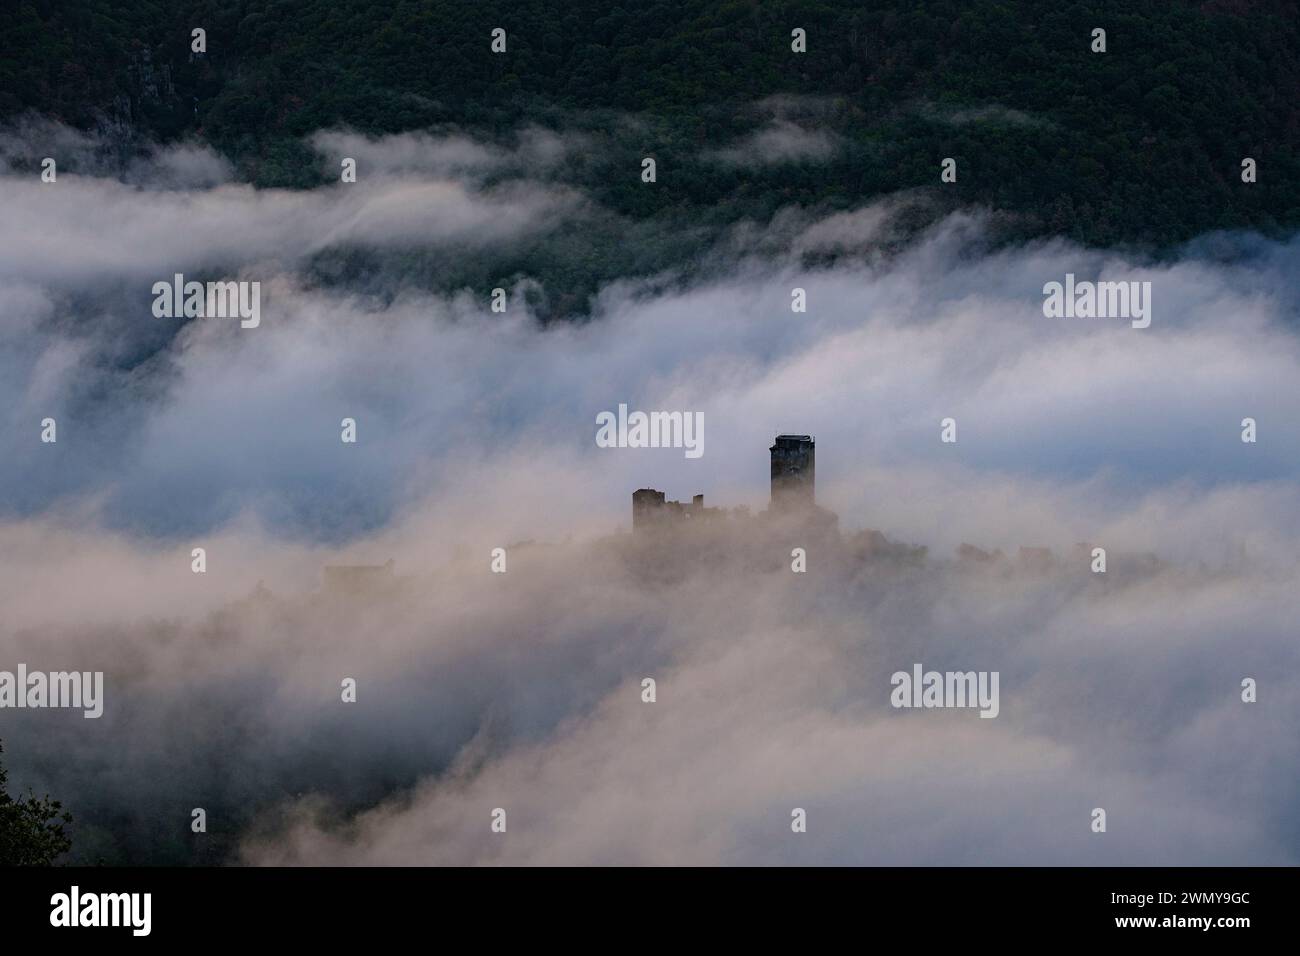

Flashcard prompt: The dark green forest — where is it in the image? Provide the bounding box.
[0,741,73,865]
[3,0,1298,310]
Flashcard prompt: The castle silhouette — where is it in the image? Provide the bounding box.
[632,434,820,530]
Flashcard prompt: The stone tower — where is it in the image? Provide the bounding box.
[770,434,815,510]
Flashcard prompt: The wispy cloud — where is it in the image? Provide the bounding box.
[1,123,1297,865]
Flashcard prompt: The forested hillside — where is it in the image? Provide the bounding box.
[4,0,1298,307]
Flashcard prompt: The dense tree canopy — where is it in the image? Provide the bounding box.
[3,1,1297,313]
[0,741,73,866]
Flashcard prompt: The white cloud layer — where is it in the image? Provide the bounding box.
[1,125,1297,865]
